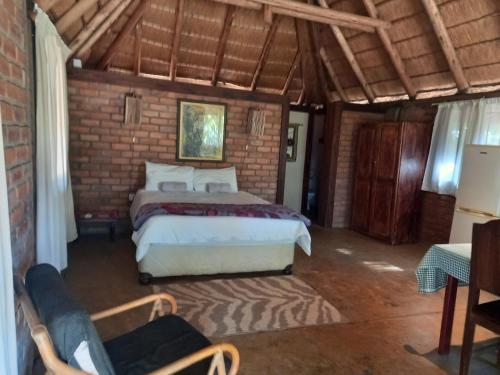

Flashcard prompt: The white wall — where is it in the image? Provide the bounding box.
[283,111,309,211]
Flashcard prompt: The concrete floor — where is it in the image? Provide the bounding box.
[64,227,500,375]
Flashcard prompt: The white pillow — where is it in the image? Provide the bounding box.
[145,161,194,191]
[194,167,238,192]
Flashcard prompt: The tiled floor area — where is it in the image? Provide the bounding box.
[63,227,500,375]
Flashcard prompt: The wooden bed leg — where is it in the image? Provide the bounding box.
[139,272,153,285]
[283,264,293,275]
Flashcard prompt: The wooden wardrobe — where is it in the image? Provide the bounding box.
[351,122,432,245]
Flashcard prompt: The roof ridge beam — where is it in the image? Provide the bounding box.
[250,16,282,91]
[96,0,150,71]
[362,0,416,98]
[56,0,99,34]
[317,0,375,102]
[420,0,469,91]
[211,6,236,86]
[69,0,130,56]
[170,0,185,81]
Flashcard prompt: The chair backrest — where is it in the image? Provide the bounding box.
[14,274,88,375]
[471,219,500,295]
[15,264,115,375]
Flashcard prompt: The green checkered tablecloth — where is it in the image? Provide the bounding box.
[416,243,472,293]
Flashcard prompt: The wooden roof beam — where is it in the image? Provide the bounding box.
[362,0,416,98]
[320,48,348,102]
[211,6,236,86]
[37,0,62,12]
[170,0,185,81]
[210,0,390,33]
[69,0,130,56]
[295,19,314,104]
[56,0,99,34]
[309,22,335,103]
[96,0,149,70]
[211,0,262,10]
[250,16,281,91]
[317,0,375,102]
[281,50,299,96]
[252,0,389,31]
[420,0,468,91]
[134,20,143,76]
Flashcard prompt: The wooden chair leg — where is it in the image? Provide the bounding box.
[459,317,476,375]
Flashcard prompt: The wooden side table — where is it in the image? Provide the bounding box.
[76,218,117,242]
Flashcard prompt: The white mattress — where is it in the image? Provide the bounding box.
[130,190,311,262]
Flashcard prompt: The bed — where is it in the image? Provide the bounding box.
[130,190,311,283]
[129,162,311,283]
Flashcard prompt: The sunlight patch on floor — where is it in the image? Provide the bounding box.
[362,261,404,272]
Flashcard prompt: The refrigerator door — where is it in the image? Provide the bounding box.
[456,145,500,217]
[449,209,497,243]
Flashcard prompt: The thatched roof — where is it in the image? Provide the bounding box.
[40,0,500,105]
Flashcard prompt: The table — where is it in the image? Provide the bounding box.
[416,243,472,355]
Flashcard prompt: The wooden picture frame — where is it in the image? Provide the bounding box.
[177,99,227,162]
[286,123,299,162]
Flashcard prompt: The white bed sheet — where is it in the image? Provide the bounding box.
[130,191,311,262]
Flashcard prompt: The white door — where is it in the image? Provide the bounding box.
[283,111,309,212]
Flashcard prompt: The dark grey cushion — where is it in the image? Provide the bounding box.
[25,264,115,375]
[104,315,229,375]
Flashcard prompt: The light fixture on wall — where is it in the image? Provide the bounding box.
[246,108,266,137]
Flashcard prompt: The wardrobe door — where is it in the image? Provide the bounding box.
[351,126,376,232]
[368,124,400,240]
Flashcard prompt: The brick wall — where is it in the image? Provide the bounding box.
[332,110,384,228]
[0,0,35,373]
[68,78,283,220]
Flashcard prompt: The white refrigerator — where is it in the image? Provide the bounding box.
[449,145,500,243]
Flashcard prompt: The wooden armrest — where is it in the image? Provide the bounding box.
[90,293,177,322]
[147,343,240,375]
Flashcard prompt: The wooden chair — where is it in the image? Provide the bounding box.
[14,265,240,375]
[460,219,500,375]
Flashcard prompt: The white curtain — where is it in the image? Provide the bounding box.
[0,111,18,375]
[35,9,77,271]
[422,97,500,195]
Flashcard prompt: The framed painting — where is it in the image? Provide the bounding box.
[286,123,299,162]
[177,99,227,161]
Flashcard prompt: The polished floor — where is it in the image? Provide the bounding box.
[64,227,500,375]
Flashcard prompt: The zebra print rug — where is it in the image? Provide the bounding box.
[153,275,342,337]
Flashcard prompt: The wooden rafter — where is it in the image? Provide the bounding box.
[211,5,236,86]
[250,16,281,91]
[317,0,375,102]
[281,50,299,96]
[134,20,143,76]
[56,0,98,34]
[96,1,149,70]
[211,0,261,10]
[309,22,334,103]
[420,0,468,91]
[37,0,61,12]
[362,0,416,98]
[69,0,130,55]
[210,0,389,33]
[264,5,273,24]
[320,48,348,102]
[170,0,185,81]
[295,19,321,104]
